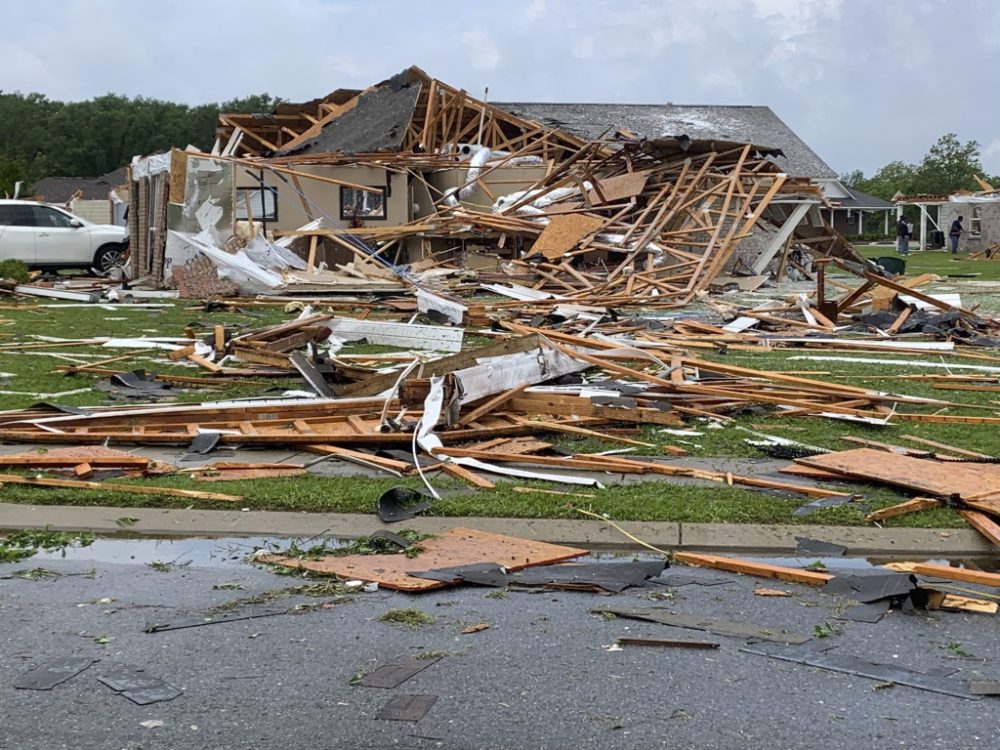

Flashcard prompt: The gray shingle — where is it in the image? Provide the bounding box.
[498,103,836,180]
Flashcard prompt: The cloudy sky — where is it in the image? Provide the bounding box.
[4,0,998,176]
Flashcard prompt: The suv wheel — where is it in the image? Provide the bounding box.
[93,243,125,275]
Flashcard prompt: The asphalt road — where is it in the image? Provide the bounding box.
[1,538,998,750]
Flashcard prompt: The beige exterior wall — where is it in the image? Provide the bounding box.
[236,165,408,232]
[68,199,112,225]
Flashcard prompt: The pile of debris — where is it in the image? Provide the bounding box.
[122,66,863,303]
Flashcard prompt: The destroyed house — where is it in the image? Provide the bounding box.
[126,66,860,301]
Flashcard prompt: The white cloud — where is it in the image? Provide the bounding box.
[526,0,547,22]
[460,27,501,71]
[0,0,998,177]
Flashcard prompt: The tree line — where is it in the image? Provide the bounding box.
[1,91,993,206]
[841,133,995,201]
[0,91,281,195]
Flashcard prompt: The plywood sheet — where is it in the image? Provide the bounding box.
[531,214,605,260]
[261,527,587,591]
[796,448,1000,500]
[585,170,650,205]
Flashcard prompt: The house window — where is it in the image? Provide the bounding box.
[846,209,856,225]
[235,186,278,221]
[340,186,387,221]
[971,206,982,235]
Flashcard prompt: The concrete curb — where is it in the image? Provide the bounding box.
[0,503,990,557]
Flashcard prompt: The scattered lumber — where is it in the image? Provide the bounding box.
[0,474,242,502]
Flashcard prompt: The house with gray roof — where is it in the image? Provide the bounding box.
[502,102,892,238]
[30,167,128,225]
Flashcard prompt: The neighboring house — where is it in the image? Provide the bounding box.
[30,167,129,225]
[825,186,895,237]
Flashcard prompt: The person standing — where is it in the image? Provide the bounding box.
[949,215,964,254]
[896,216,910,255]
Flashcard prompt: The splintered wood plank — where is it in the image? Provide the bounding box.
[0,455,149,468]
[0,474,241,502]
[192,467,306,482]
[865,497,943,522]
[673,552,833,586]
[897,434,992,459]
[908,562,1000,588]
[531,214,606,261]
[961,510,1000,549]
[797,448,1000,500]
[260,528,587,591]
[779,464,851,480]
[439,462,496,489]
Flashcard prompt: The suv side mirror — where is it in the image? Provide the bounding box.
[69,218,83,228]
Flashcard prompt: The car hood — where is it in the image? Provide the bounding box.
[90,224,127,236]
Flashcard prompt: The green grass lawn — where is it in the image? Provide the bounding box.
[855,244,1000,280]
[0,297,997,530]
[0,471,963,529]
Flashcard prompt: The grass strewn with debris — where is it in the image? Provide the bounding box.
[0,295,997,532]
[0,301,297,410]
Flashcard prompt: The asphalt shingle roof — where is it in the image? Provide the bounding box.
[498,103,837,180]
[30,167,127,202]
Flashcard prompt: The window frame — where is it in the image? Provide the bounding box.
[235,186,278,222]
[970,205,982,236]
[339,186,388,222]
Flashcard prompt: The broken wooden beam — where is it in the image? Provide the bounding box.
[673,551,833,586]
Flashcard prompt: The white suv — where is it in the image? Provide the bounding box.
[0,200,128,274]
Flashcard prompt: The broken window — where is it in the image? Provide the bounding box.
[971,205,982,235]
[340,186,387,221]
[235,186,278,221]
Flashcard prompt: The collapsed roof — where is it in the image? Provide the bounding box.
[141,66,864,299]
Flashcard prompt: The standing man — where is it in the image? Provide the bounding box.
[896,215,910,255]
[949,215,964,254]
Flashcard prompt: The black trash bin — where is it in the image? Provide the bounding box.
[875,256,906,275]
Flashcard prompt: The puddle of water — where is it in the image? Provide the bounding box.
[28,535,288,568]
[14,534,999,574]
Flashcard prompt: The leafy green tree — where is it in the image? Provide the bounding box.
[0,152,29,197]
[840,169,865,188]
[847,134,986,201]
[0,90,283,186]
[912,133,983,195]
